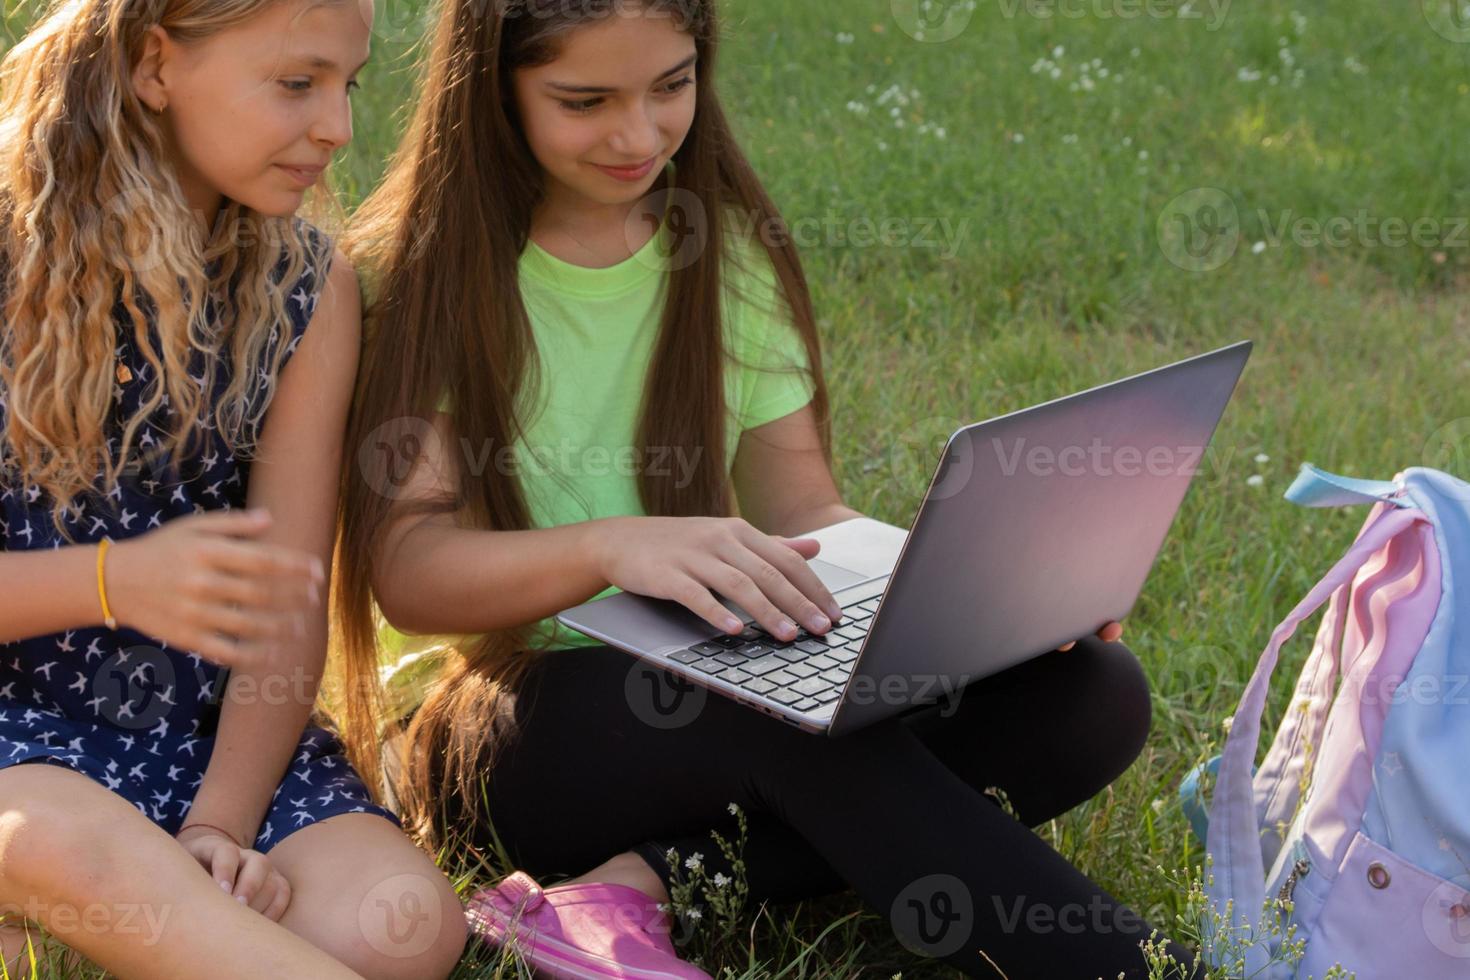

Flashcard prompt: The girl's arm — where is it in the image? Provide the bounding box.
[731,402,864,536]
[372,403,850,640]
[0,547,108,644]
[183,249,360,847]
[369,406,615,637]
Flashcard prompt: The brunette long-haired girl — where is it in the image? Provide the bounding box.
[335,1,1198,977]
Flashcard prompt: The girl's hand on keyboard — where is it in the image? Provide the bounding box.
[594,516,845,642]
[1057,620,1124,652]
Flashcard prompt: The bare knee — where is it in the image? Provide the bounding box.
[281,840,468,980]
[0,765,134,912]
[330,870,467,980]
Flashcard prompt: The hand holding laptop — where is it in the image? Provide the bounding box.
[1057,619,1125,653]
[591,515,847,643]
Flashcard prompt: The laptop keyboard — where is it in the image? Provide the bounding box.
[668,595,882,713]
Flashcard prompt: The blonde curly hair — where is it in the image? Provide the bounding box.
[0,0,336,539]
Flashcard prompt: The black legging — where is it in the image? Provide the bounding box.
[433,637,1200,979]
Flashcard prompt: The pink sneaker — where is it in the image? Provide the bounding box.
[465,871,712,979]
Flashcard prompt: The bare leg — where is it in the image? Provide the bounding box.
[558,851,670,904]
[0,763,365,980]
[266,812,468,980]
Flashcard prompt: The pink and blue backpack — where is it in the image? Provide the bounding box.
[1182,463,1470,977]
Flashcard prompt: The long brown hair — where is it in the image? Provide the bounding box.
[0,0,337,537]
[335,0,831,847]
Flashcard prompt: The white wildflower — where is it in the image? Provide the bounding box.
[1248,474,1265,488]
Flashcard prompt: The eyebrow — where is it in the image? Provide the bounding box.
[546,54,697,95]
[297,54,371,75]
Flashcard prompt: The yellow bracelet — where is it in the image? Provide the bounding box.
[97,536,118,630]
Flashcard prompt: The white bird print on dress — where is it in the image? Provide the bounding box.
[87,517,108,535]
[127,762,147,780]
[170,486,187,505]
[56,630,76,654]
[85,639,106,664]
[119,509,137,530]
[16,520,32,545]
[33,661,55,681]
[102,774,122,791]
[68,672,87,694]
[117,734,135,752]
[167,765,184,781]
[84,696,106,714]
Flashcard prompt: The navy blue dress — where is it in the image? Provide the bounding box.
[0,221,400,851]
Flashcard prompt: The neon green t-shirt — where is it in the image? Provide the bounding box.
[375,210,817,716]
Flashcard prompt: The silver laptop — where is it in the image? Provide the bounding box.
[557,341,1252,735]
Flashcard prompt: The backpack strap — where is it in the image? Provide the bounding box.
[1285,462,1411,509]
[1202,505,1430,972]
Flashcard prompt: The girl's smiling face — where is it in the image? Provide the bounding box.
[132,0,373,223]
[513,8,698,213]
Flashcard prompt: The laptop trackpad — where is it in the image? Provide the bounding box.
[806,558,869,592]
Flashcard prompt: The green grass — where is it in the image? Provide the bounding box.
[5,0,1470,976]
